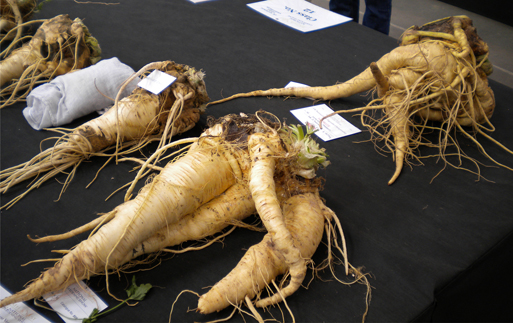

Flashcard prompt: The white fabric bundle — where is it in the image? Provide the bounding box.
[23,57,140,130]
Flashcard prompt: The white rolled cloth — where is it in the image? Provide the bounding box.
[23,57,140,130]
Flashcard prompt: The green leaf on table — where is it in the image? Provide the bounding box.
[126,276,153,301]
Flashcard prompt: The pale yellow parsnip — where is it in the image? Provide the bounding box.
[0,143,237,308]
[198,192,325,313]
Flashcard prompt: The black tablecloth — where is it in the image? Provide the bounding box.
[2,1,513,322]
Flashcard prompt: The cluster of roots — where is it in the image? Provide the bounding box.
[357,16,511,184]
[3,112,370,322]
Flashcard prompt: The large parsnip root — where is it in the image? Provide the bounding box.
[28,183,256,260]
[210,16,511,184]
[0,14,101,107]
[0,136,239,307]
[0,60,209,209]
[1,112,346,318]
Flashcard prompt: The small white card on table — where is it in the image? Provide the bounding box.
[43,281,108,323]
[291,104,361,141]
[247,0,351,33]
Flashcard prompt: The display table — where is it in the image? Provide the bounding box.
[2,1,512,322]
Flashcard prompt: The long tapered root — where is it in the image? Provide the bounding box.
[247,132,307,305]
[2,112,354,318]
[336,16,508,183]
[388,149,405,185]
[209,16,509,183]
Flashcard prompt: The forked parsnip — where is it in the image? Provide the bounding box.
[1,112,350,320]
[197,187,371,321]
[209,16,510,184]
[0,60,209,209]
[28,183,256,260]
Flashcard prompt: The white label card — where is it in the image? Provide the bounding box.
[43,281,108,323]
[247,0,351,33]
[291,104,361,141]
[0,285,52,323]
[138,70,176,95]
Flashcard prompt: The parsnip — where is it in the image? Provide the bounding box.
[0,112,336,313]
[0,60,209,209]
[198,191,326,313]
[209,16,510,184]
[0,137,238,307]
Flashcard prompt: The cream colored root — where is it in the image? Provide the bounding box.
[3,0,23,48]
[122,183,256,262]
[27,211,116,243]
[319,214,372,323]
[197,192,325,314]
[0,144,238,308]
[123,137,199,201]
[112,61,169,161]
[245,296,265,323]
[248,132,306,307]
[162,226,236,255]
[383,93,410,185]
[2,61,205,208]
[168,289,201,323]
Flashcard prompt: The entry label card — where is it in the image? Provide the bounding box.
[44,281,108,323]
[247,0,351,33]
[291,104,361,141]
[0,284,52,322]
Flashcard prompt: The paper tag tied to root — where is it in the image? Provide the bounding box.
[138,70,177,95]
[284,81,361,141]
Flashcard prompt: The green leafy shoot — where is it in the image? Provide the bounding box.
[35,0,53,12]
[83,276,152,323]
[281,124,330,179]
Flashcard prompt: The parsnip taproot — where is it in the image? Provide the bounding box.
[0,137,238,307]
[197,187,371,319]
[0,60,209,209]
[247,131,307,305]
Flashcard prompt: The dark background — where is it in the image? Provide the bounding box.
[438,0,513,27]
[1,1,513,322]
